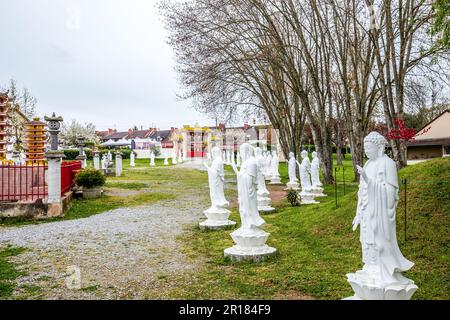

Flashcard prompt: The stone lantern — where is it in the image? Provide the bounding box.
[76,136,87,168]
[44,112,66,217]
[44,112,63,151]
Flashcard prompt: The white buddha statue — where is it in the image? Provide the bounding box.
[150,151,155,166]
[130,151,136,167]
[285,152,300,190]
[224,143,277,261]
[310,151,326,197]
[164,150,169,166]
[200,146,235,230]
[264,152,272,179]
[296,150,319,204]
[254,147,275,213]
[172,151,177,165]
[269,150,281,184]
[346,132,417,300]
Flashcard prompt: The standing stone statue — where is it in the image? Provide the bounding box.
[310,151,326,197]
[264,152,272,180]
[172,151,177,165]
[108,151,112,162]
[345,132,417,300]
[200,146,236,230]
[164,150,169,166]
[101,154,106,174]
[178,150,183,163]
[236,151,241,167]
[254,147,275,213]
[269,150,282,185]
[115,152,123,177]
[130,151,136,167]
[226,150,232,165]
[150,151,156,166]
[224,143,277,262]
[296,150,319,204]
[93,151,100,170]
[285,152,300,190]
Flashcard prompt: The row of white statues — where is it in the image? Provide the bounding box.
[129,150,187,167]
[201,133,417,300]
[286,150,326,204]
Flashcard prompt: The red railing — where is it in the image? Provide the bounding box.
[61,161,82,195]
[0,164,48,202]
[0,161,82,202]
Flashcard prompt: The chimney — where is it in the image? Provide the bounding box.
[128,128,133,135]
[108,128,113,135]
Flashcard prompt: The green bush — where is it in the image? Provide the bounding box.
[287,189,300,206]
[75,168,106,189]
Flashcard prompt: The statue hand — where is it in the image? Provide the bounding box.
[352,215,360,231]
[356,165,368,182]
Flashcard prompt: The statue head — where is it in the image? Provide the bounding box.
[312,151,317,158]
[272,150,277,156]
[211,146,222,160]
[254,147,262,156]
[240,143,254,161]
[301,150,308,159]
[289,152,294,158]
[364,132,387,160]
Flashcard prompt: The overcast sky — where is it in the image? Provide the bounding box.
[0,0,215,131]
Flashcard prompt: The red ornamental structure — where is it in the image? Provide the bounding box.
[0,93,9,162]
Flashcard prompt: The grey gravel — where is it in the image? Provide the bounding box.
[0,199,206,299]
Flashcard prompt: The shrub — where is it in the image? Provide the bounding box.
[287,189,300,206]
[75,168,106,189]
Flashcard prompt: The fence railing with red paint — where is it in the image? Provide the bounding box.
[0,161,82,202]
[61,161,82,195]
[0,164,48,202]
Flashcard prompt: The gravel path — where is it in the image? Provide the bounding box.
[0,198,206,299]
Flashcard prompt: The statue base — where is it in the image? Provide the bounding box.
[299,191,319,204]
[224,227,277,262]
[200,207,236,230]
[311,186,327,197]
[345,270,418,300]
[257,196,276,213]
[269,176,282,185]
[285,182,300,191]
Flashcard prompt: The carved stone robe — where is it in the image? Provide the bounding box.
[237,157,265,230]
[311,157,322,187]
[207,158,229,209]
[357,154,414,284]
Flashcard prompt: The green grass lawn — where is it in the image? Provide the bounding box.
[0,246,27,298]
[170,157,449,300]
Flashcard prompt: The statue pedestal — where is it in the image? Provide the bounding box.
[199,207,236,230]
[257,195,276,213]
[345,270,418,300]
[299,191,319,204]
[311,186,327,197]
[269,175,282,185]
[224,227,277,262]
[285,181,300,191]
